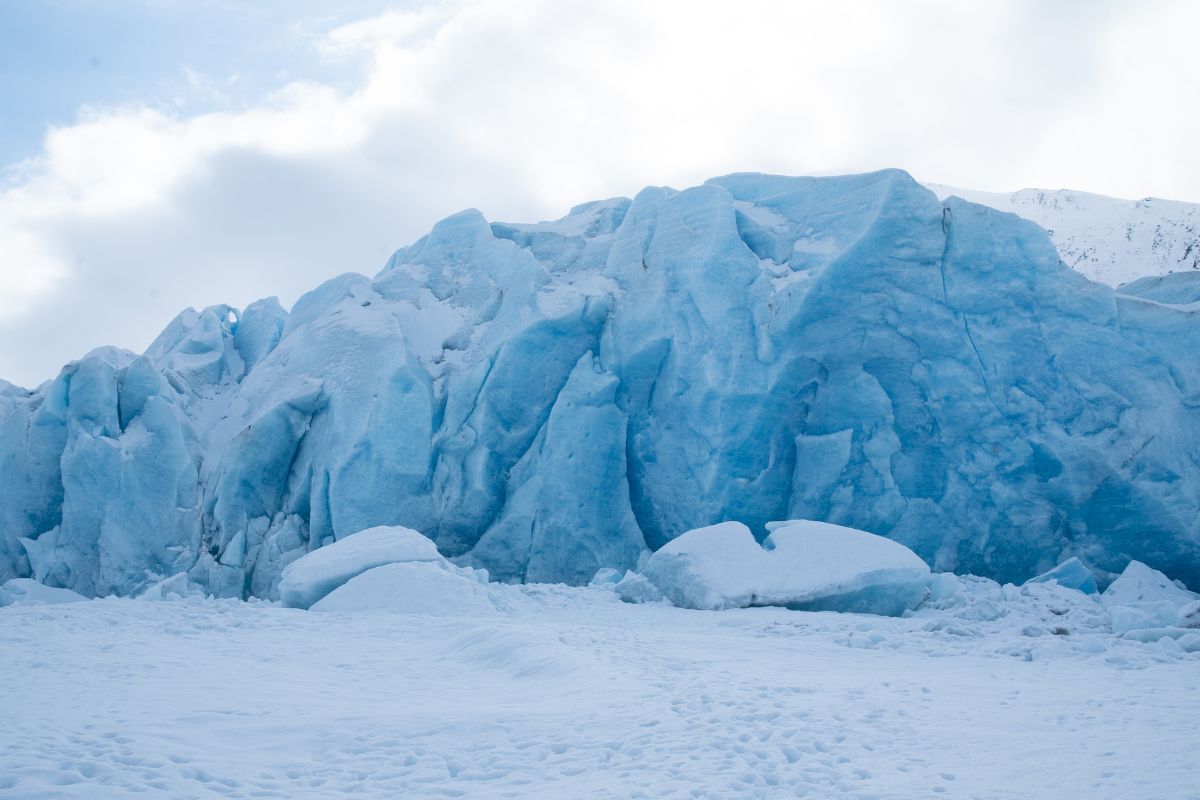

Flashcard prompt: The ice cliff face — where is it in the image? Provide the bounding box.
[2,170,1198,597]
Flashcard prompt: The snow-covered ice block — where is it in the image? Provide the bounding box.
[1024,557,1098,595]
[137,572,204,601]
[278,526,444,609]
[1101,561,1197,609]
[1117,626,1195,643]
[927,573,964,602]
[638,519,930,615]
[613,570,665,604]
[1109,601,1181,634]
[916,573,1007,622]
[1178,600,1200,629]
[756,521,931,615]
[0,578,87,607]
[639,522,763,610]
[309,562,495,615]
[589,567,622,587]
[1155,636,1184,654]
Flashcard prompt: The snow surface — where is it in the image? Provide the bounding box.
[4,169,1200,598]
[926,183,1200,286]
[2,584,1198,799]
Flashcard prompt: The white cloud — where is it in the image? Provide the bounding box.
[2,0,1198,387]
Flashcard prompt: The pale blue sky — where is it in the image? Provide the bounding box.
[0,1,397,164]
[1,0,1197,387]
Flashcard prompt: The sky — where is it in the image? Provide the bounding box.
[1,0,1198,388]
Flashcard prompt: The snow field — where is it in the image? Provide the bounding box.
[2,585,1197,800]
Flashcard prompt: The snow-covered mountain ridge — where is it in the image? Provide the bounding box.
[2,169,1198,599]
[925,183,1200,286]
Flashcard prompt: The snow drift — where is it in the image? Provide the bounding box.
[2,169,1199,598]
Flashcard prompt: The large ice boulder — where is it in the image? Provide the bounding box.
[1099,561,1197,633]
[637,520,930,615]
[278,526,445,609]
[613,570,665,604]
[639,522,765,610]
[1108,601,1183,634]
[0,578,87,607]
[757,521,932,614]
[1100,561,1196,608]
[309,561,495,615]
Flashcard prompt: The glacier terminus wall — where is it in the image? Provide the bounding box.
[2,170,1198,598]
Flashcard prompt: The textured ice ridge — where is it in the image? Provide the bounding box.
[2,169,1198,598]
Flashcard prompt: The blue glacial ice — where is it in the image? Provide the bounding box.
[1,169,1198,598]
[0,578,87,607]
[1023,557,1099,595]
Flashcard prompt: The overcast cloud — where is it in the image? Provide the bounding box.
[1,0,1198,387]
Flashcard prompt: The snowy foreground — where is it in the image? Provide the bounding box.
[3,580,1198,800]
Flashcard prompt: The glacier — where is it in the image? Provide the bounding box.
[1,169,1198,599]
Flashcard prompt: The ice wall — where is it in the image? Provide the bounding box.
[2,170,1197,596]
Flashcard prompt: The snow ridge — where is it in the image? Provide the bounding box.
[926,183,1200,287]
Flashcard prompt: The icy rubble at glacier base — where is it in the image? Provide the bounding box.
[2,169,1199,601]
[8,519,1195,653]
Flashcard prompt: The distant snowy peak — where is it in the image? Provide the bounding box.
[925,183,1200,287]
